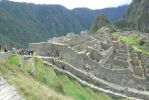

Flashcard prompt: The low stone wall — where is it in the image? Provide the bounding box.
[111,41,121,49]
[131,59,140,66]
[116,49,128,55]
[115,56,127,61]
[99,47,114,66]
[64,35,93,46]
[101,42,111,50]
[113,59,129,68]
[133,66,144,78]
[87,48,103,62]
[73,40,101,51]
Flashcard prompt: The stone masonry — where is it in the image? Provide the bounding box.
[29,32,149,100]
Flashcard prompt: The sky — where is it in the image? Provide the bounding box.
[10,0,133,9]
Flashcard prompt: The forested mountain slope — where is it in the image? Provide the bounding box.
[125,0,149,32]
[0,0,127,47]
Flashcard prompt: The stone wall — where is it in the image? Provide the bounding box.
[87,48,103,62]
[73,40,101,52]
[0,52,11,62]
[99,47,114,66]
[64,35,93,46]
[29,42,49,56]
[116,49,128,55]
[44,58,149,100]
[115,56,127,61]
[113,59,129,68]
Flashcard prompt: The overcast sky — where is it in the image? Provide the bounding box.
[10,0,132,9]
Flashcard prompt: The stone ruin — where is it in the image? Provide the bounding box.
[29,32,149,99]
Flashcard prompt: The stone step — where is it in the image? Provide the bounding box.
[0,85,9,91]
[0,76,23,100]
[11,95,23,100]
[0,89,15,100]
[0,80,7,85]
[2,91,19,100]
[0,86,15,97]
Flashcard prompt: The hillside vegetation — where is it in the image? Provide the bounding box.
[118,0,149,33]
[0,55,128,100]
[0,0,127,47]
[0,61,73,100]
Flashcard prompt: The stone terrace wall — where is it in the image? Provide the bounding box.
[72,40,101,52]
[93,63,148,90]
[99,47,114,66]
[64,35,93,46]
[43,58,149,100]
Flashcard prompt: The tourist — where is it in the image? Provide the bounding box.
[30,50,34,55]
[24,49,29,55]
[3,45,8,52]
[0,45,1,52]
[12,48,16,54]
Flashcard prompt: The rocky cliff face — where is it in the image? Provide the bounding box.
[125,0,149,32]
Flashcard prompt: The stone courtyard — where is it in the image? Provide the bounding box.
[29,31,149,99]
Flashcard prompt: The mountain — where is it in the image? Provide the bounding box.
[124,0,149,32]
[72,5,128,29]
[90,15,109,34]
[0,0,128,47]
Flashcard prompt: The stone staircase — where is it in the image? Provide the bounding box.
[0,76,23,100]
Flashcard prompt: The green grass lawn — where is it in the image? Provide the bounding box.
[8,54,21,65]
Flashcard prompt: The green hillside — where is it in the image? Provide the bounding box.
[0,55,127,100]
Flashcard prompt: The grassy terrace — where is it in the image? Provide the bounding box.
[0,55,128,100]
[0,62,72,100]
[112,32,149,55]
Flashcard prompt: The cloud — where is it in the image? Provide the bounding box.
[11,0,132,9]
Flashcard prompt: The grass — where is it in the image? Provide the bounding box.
[0,61,72,100]
[34,58,64,93]
[8,54,21,65]
[57,75,88,100]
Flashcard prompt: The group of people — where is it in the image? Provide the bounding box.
[0,45,34,55]
[16,48,34,55]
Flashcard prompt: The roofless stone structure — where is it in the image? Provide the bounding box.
[29,32,149,100]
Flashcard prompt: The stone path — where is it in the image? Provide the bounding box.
[0,76,23,100]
